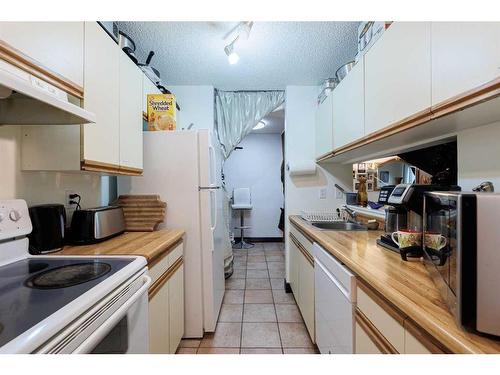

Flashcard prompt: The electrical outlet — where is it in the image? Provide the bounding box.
[65,190,77,208]
[319,188,327,200]
[335,187,343,199]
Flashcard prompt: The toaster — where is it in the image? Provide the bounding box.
[70,206,125,245]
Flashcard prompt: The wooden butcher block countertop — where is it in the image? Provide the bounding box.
[289,215,500,354]
[55,229,185,265]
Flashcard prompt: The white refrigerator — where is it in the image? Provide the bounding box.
[118,129,227,338]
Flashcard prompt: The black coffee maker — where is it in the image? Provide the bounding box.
[376,184,460,260]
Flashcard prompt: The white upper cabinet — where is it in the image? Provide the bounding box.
[119,53,143,169]
[364,22,431,135]
[332,58,365,149]
[0,22,84,87]
[431,22,500,105]
[83,22,120,166]
[315,94,334,158]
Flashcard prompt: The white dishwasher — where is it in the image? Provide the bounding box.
[313,243,356,354]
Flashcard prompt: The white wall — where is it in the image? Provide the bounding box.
[284,86,352,280]
[224,133,283,238]
[0,126,105,217]
[457,121,500,190]
[168,85,214,131]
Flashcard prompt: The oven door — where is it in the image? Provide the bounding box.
[39,270,151,354]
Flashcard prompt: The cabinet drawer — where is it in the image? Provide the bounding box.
[404,320,447,354]
[289,224,313,258]
[149,241,183,284]
[355,321,383,354]
[149,254,169,285]
[167,242,183,266]
[357,281,405,353]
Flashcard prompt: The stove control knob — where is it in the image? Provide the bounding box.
[9,209,21,222]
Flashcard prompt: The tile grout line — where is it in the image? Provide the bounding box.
[268,250,284,354]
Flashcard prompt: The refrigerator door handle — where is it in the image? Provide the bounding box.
[210,189,217,234]
[209,144,217,186]
[199,186,221,190]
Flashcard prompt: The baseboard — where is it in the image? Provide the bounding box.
[234,237,284,243]
[284,280,292,293]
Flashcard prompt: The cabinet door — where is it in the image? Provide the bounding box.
[365,22,431,135]
[119,52,143,169]
[298,253,315,342]
[332,59,365,149]
[169,264,185,354]
[315,94,334,158]
[288,237,300,297]
[0,22,84,86]
[149,281,170,354]
[431,22,500,105]
[355,321,384,354]
[83,22,120,166]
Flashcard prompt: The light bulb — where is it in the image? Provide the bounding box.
[253,121,266,130]
[228,51,239,65]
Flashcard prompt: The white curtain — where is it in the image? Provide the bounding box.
[214,90,285,159]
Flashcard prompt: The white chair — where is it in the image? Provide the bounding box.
[232,187,254,249]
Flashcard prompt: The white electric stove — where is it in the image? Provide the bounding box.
[0,199,151,354]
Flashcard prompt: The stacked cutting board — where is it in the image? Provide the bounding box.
[115,195,167,232]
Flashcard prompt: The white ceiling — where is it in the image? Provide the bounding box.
[117,21,359,90]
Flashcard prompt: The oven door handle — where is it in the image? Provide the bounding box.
[72,274,152,354]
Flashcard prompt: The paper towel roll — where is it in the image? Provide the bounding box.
[287,160,317,176]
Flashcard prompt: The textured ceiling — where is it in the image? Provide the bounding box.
[117,21,359,90]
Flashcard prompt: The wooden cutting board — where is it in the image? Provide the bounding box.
[114,195,167,232]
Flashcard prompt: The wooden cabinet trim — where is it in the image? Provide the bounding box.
[289,233,314,267]
[0,39,84,99]
[316,77,500,163]
[430,76,500,119]
[81,159,143,176]
[148,256,183,300]
[356,307,399,354]
[290,221,315,244]
[404,319,449,354]
[148,239,183,269]
[358,278,406,326]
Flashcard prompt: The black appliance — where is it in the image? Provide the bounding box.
[376,184,460,260]
[28,204,66,254]
[377,185,395,204]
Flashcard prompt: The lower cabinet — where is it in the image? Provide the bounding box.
[148,242,184,354]
[289,233,315,342]
[355,279,446,354]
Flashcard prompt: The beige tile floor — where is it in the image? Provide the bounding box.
[177,242,319,354]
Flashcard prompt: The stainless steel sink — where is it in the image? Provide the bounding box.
[310,221,367,231]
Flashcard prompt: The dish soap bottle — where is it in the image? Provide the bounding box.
[357,176,368,207]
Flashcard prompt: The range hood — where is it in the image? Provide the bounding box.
[0,60,96,125]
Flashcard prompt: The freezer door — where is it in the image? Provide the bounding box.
[198,131,226,331]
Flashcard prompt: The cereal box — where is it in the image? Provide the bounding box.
[146,94,176,131]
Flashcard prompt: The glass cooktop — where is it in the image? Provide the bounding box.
[0,257,133,348]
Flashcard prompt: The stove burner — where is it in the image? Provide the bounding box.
[25,262,111,289]
[0,261,49,278]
